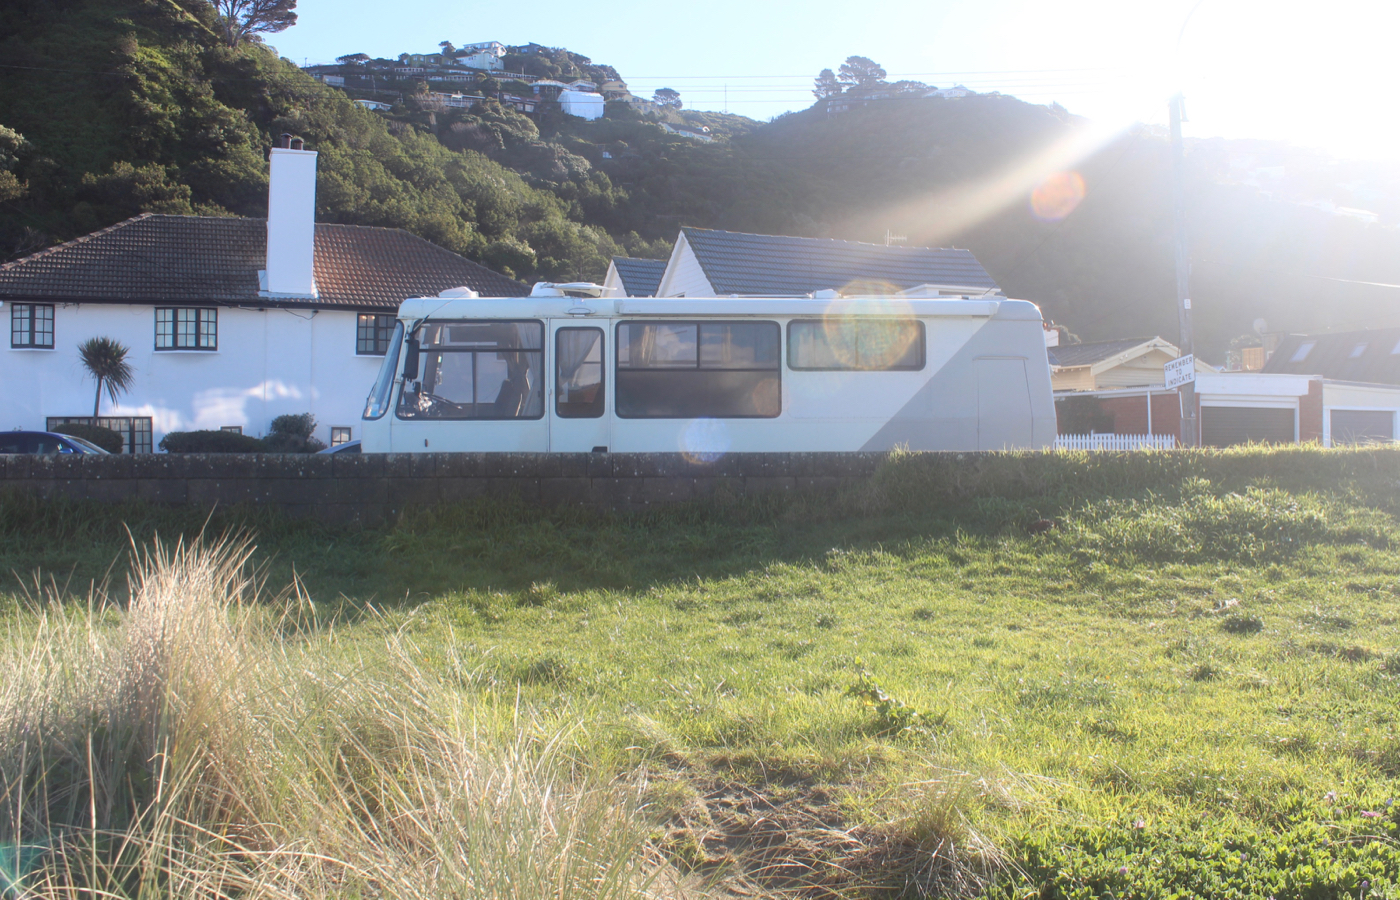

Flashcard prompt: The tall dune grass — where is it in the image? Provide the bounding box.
[0,535,661,900]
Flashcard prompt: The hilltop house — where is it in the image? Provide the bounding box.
[0,139,521,452]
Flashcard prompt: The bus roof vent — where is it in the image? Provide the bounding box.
[438,286,480,299]
[530,282,608,298]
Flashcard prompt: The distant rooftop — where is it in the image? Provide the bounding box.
[680,227,999,296]
[1262,327,1400,385]
[610,256,666,297]
[1049,337,1164,369]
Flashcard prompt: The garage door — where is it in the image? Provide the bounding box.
[1331,409,1394,445]
[1201,406,1295,446]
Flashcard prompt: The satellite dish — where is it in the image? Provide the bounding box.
[1252,318,1268,335]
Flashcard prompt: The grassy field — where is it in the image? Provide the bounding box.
[4,447,1400,898]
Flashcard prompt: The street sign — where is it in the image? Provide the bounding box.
[1164,353,1196,389]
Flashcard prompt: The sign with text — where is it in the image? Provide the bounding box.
[1164,353,1196,389]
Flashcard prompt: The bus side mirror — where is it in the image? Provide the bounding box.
[402,338,420,380]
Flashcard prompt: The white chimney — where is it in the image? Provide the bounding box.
[264,135,318,297]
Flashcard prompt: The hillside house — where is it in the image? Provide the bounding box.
[354,99,392,111]
[558,89,604,119]
[460,41,506,57]
[0,139,522,452]
[651,227,1000,298]
[456,52,504,72]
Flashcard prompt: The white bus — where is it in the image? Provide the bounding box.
[360,288,1056,454]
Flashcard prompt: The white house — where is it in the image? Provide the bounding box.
[354,99,392,111]
[456,52,504,72]
[459,41,506,57]
[650,227,1002,299]
[558,89,604,120]
[0,139,522,452]
[601,257,667,298]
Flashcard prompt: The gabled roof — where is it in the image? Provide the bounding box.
[0,214,524,311]
[678,227,998,296]
[1050,337,1166,369]
[1262,327,1400,385]
[609,256,666,297]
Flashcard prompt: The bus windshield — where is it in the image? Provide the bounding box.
[362,321,404,419]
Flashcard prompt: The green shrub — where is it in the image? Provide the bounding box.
[49,422,123,453]
[263,413,326,453]
[159,430,265,453]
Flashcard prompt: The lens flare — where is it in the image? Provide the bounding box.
[679,417,730,464]
[818,295,920,368]
[1030,171,1087,222]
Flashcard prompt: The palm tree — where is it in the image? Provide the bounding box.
[77,337,135,418]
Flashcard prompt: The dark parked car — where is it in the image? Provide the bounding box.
[0,430,112,454]
[316,439,361,455]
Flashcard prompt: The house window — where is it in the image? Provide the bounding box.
[11,303,54,348]
[330,426,352,446]
[46,416,154,454]
[396,320,545,420]
[221,425,243,434]
[155,308,217,350]
[1289,340,1315,363]
[787,319,925,370]
[357,313,397,355]
[1349,342,1368,359]
[615,321,780,418]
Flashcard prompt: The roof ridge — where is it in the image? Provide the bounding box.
[0,213,156,271]
[681,225,967,253]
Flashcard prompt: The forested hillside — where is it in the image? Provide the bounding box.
[3,0,1400,357]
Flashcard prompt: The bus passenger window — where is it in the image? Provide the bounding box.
[787,319,924,370]
[557,328,604,418]
[396,320,544,420]
[615,321,780,418]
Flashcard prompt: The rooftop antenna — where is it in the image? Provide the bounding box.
[884,229,907,247]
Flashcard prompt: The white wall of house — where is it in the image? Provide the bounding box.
[655,236,714,298]
[558,90,604,120]
[2,302,387,447]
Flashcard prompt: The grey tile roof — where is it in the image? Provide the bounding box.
[610,256,666,297]
[680,227,998,296]
[1262,328,1400,384]
[0,214,525,310]
[1049,338,1158,368]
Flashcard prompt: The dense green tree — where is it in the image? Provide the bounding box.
[653,88,682,109]
[209,0,297,48]
[812,69,842,100]
[837,56,887,90]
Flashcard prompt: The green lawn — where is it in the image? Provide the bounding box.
[5,447,1400,898]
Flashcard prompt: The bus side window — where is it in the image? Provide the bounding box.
[556,327,605,418]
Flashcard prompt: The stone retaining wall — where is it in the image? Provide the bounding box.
[0,452,896,525]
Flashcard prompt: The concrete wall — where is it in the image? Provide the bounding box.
[0,452,892,526]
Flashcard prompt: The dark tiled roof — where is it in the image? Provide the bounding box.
[680,227,998,296]
[610,256,666,297]
[1262,328,1400,384]
[1050,338,1160,368]
[0,214,524,310]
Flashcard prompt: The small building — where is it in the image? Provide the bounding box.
[558,89,604,120]
[459,41,506,57]
[602,257,667,297]
[426,92,486,109]
[354,99,393,111]
[655,227,1000,298]
[313,74,345,87]
[1048,336,1213,392]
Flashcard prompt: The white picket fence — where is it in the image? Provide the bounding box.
[1054,433,1177,451]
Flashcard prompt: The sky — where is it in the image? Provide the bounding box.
[269,0,1400,165]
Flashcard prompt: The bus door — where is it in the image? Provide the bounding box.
[548,321,611,452]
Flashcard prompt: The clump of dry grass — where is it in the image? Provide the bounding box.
[0,535,661,900]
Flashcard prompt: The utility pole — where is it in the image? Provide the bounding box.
[1170,93,1198,447]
